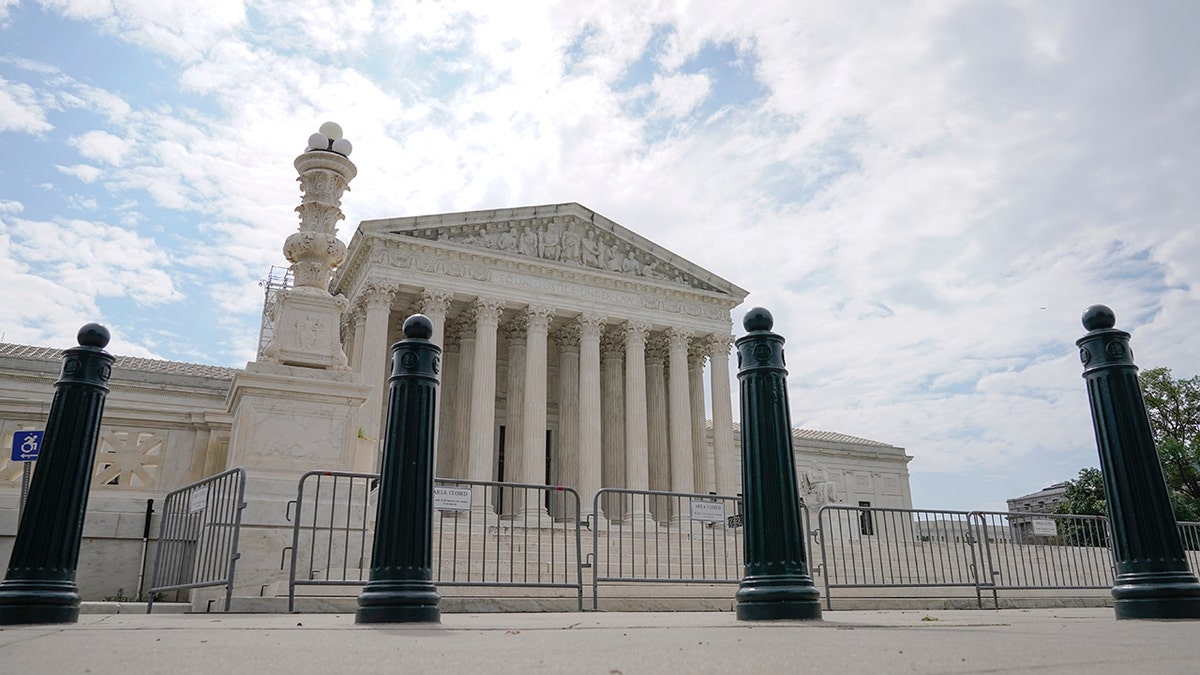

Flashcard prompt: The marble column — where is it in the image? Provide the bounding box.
[689,342,710,494]
[358,281,395,450]
[645,334,670,522]
[449,316,476,480]
[709,335,738,497]
[600,328,626,523]
[467,296,503,514]
[420,289,453,478]
[518,306,553,522]
[624,320,652,525]
[500,318,527,517]
[436,323,461,479]
[553,323,581,521]
[578,314,605,524]
[348,308,366,372]
[667,328,695,507]
[419,289,452,348]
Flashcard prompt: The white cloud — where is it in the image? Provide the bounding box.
[0,200,22,214]
[0,76,53,133]
[56,164,103,183]
[71,129,129,165]
[6,1,1200,511]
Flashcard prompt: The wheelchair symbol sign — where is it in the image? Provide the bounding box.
[11,431,43,462]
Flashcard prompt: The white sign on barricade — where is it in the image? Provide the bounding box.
[690,499,726,523]
[1031,518,1058,537]
[434,486,472,511]
[188,486,209,514]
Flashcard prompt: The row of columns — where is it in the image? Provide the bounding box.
[346,287,738,523]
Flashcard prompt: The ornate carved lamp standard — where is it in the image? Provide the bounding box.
[1077,304,1200,619]
[356,314,442,623]
[0,324,114,625]
[734,308,821,621]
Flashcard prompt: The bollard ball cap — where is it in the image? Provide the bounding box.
[78,323,110,348]
[1082,304,1116,331]
[743,307,774,332]
[403,314,434,340]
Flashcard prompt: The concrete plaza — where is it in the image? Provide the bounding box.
[1,607,1198,673]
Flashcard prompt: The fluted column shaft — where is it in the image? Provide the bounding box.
[624,321,651,525]
[645,335,670,522]
[449,319,476,479]
[689,344,709,494]
[667,328,695,498]
[359,283,395,448]
[436,327,461,478]
[501,320,528,508]
[467,297,503,513]
[600,329,626,522]
[554,324,582,521]
[709,335,738,497]
[517,307,552,521]
[578,315,604,523]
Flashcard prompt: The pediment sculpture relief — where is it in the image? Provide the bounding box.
[409,217,720,292]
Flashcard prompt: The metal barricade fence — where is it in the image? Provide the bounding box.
[970,511,1114,606]
[285,472,585,611]
[284,470,377,611]
[816,505,984,609]
[1179,521,1200,576]
[147,467,246,613]
[590,488,751,610]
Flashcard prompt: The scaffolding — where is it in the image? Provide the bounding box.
[257,265,293,359]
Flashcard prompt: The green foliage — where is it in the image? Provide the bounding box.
[1055,467,1106,517]
[1059,368,1200,524]
[1139,367,1200,521]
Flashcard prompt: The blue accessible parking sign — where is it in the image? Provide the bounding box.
[11,430,43,462]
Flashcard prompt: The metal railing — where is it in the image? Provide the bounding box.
[817,505,984,609]
[590,488,749,610]
[971,511,1114,606]
[815,505,1118,609]
[284,472,585,611]
[1179,521,1200,575]
[147,467,246,613]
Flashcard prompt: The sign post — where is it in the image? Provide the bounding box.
[10,431,43,524]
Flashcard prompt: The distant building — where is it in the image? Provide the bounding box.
[1007,482,1070,515]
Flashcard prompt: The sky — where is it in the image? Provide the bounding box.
[1,1,1198,513]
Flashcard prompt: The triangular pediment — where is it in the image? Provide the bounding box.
[357,203,746,298]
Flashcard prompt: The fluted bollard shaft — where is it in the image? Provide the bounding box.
[0,324,114,625]
[734,308,821,621]
[356,314,441,624]
[1077,304,1200,620]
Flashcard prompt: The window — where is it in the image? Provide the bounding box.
[859,500,874,535]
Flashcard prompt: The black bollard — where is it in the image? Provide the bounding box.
[356,314,441,623]
[1077,304,1200,620]
[0,324,114,625]
[734,308,821,621]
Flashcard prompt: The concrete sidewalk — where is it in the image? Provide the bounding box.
[1,608,1197,674]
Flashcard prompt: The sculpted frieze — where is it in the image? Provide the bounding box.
[409,215,722,293]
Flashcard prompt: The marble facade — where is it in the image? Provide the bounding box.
[332,202,747,522]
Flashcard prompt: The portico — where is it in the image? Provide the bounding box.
[332,204,748,523]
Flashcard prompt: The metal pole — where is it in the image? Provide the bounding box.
[734,308,822,620]
[0,323,114,625]
[136,498,154,601]
[1077,304,1200,619]
[356,314,442,623]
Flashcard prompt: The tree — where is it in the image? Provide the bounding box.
[1139,367,1200,521]
[1057,368,1200,524]
[1054,468,1109,546]
[1055,467,1106,517]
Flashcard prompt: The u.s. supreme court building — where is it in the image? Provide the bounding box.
[0,134,911,602]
